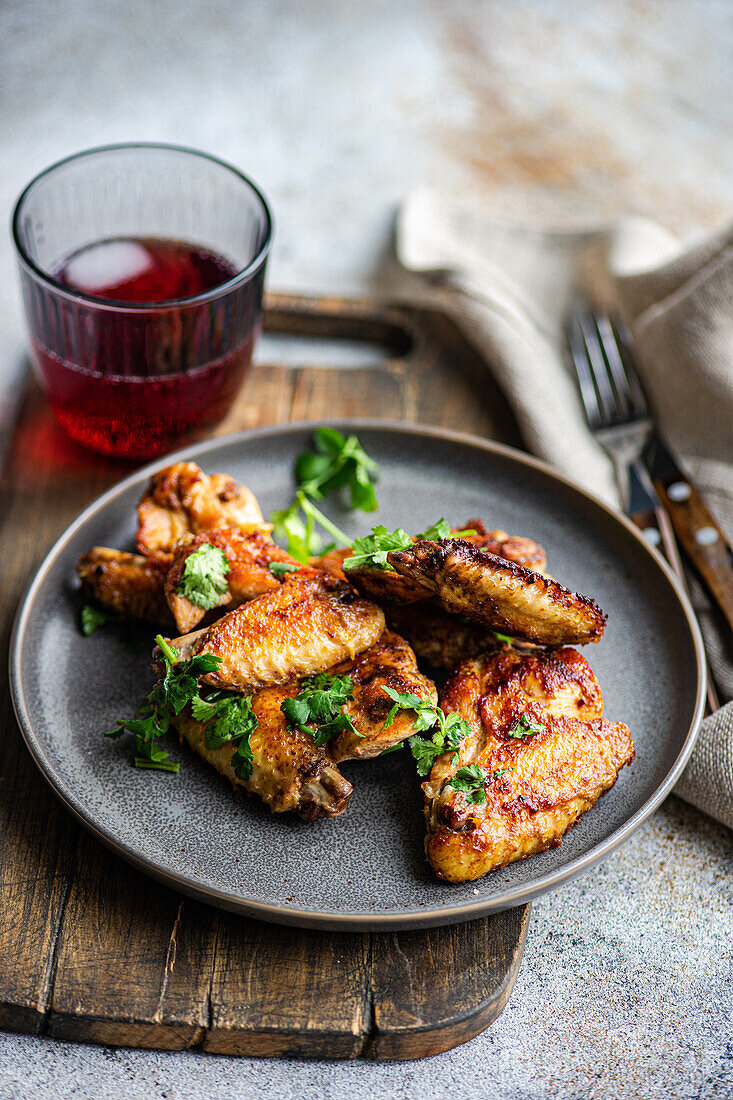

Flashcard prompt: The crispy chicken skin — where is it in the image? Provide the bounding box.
[77,547,173,624]
[388,539,606,646]
[172,687,352,820]
[385,601,503,670]
[326,631,438,761]
[460,519,547,573]
[165,529,313,633]
[168,574,386,692]
[136,462,266,556]
[424,648,634,882]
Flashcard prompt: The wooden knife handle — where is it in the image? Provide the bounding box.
[630,503,720,713]
[654,477,733,636]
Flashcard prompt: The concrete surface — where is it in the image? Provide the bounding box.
[1,2,732,1098]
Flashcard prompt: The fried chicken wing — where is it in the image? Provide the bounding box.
[136,462,266,555]
[172,688,352,820]
[165,529,314,633]
[77,547,173,624]
[387,539,606,646]
[423,648,634,882]
[326,631,438,761]
[313,521,547,608]
[168,574,386,692]
[384,601,502,670]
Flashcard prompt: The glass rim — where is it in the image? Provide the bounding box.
[11,141,274,312]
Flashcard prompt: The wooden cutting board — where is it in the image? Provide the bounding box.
[0,292,530,1060]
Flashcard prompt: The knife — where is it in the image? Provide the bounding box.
[646,436,733,638]
[628,458,719,712]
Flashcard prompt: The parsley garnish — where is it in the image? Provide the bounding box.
[268,561,298,578]
[105,634,221,773]
[344,526,412,571]
[381,687,472,777]
[493,766,515,778]
[446,765,488,804]
[493,632,513,645]
[343,519,476,573]
[294,427,379,511]
[176,543,230,609]
[190,691,258,780]
[81,603,112,636]
[270,429,379,562]
[507,713,544,739]
[271,491,351,563]
[281,673,359,746]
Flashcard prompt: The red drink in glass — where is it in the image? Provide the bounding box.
[13,145,272,459]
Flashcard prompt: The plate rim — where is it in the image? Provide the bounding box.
[9,419,707,930]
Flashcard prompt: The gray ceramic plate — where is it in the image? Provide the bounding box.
[11,421,705,930]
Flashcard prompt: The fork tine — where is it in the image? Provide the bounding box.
[576,308,618,427]
[565,313,602,429]
[610,314,649,420]
[595,312,635,419]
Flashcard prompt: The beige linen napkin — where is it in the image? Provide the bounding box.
[397,189,733,829]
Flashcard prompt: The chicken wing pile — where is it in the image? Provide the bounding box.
[79,461,634,884]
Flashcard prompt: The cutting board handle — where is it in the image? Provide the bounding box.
[264,291,427,367]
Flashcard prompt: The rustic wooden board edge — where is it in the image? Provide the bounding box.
[3,901,530,1060]
[367,905,531,1061]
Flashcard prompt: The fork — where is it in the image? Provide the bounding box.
[565,301,721,711]
[565,302,679,545]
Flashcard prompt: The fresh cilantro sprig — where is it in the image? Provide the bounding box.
[281,673,359,747]
[344,525,412,570]
[268,561,298,579]
[176,543,230,610]
[270,430,380,562]
[507,713,544,739]
[106,635,220,772]
[343,519,476,573]
[271,490,351,564]
[294,427,379,511]
[190,691,258,780]
[446,765,488,804]
[381,687,472,777]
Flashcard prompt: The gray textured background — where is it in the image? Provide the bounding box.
[1,1,732,1097]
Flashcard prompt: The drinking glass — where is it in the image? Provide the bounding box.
[12,143,273,458]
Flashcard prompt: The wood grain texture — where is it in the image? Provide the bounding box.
[0,294,529,1060]
[655,477,733,636]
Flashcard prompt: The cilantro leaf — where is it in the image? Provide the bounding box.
[380,743,403,756]
[271,500,314,563]
[507,713,544,739]
[176,543,230,610]
[190,690,259,779]
[381,687,471,776]
[281,673,358,746]
[343,527,413,571]
[294,428,379,511]
[493,766,515,777]
[446,765,488,804]
[414,518,451,542]
[105,633,223,775]
[269,561,298,578]
[81,603,112,636]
